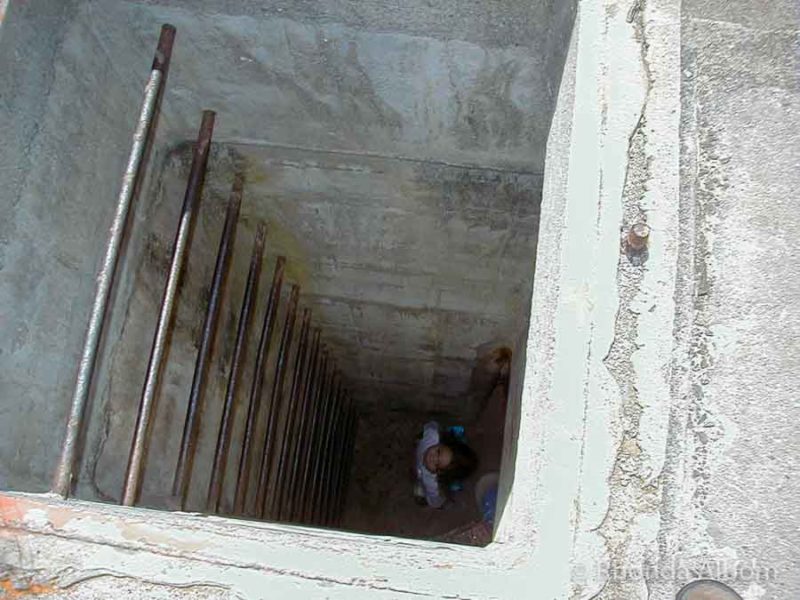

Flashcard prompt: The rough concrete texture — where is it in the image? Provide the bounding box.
[202,144,540,414]
[0,0,148,492]
[518,0,800,597]
[0,0,576,498]
[5,0,798,598]
[77,148,258,511]
[69,0,570,171]
[77,135,534,511]
[0,0,678,597]
[645,3,800,598]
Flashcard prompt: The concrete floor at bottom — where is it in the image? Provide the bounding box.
[340,384,507,545]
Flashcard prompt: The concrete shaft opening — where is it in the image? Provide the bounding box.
[0,0,577,544]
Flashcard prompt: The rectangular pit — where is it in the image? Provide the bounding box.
[0,0,576,542]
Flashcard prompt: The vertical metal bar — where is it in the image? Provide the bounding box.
[323,397,351,525]
[122,110,216,506]
[333,407,358,525]
[53,24,176,498]
[278,331,321,519]
[312,383,344,524]
[254,285,300,518]
[207,225,266,513]
[288,352,328,521]
[268,314,313,519]
[317,397,344,525]
[172,174,243,508]
[232,257,286,515]
[296,361,333,522]
[301,372,339,523]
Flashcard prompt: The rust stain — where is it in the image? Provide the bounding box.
[239,156,311,288]
[0,496,25,525]
[0,496,75,530]
[242,156,271,186]
[0,579,59,598]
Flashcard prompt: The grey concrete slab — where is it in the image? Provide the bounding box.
[126,0,568,51]
[684,0,800,32]
[76,0,563,171]
[662,10,800,599]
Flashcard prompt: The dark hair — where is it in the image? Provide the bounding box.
[437,431,478,484]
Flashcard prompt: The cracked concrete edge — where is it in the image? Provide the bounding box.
[498,0,681,596]
[587,0,682,596]
[586,0,683,597]
[0,492,524,599]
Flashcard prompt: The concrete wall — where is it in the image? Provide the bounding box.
[0,0,686,596]
[206,145,540,413]
[0,0,576,509]
[0,0,148,492]
[3,0,800,597]
[111,0,573,171]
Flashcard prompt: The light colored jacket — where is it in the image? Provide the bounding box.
[416,421,445,508]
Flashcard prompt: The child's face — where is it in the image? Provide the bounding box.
[424,444,453,474]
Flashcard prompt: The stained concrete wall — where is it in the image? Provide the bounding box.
[3,0,800,597]
[202,145,541,414]
[0,0,681,596]
[0,0,149,492]
[0,0,576,508]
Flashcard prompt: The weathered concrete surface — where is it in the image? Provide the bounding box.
[0,0,150,493]
[0,0,575,499]
[645,3,800,599]
[202,144,540,414]
[545,0,800,597]
[73,0,570,171]
[8,0,799,598]
[0,0,684,597]
[78,139,537,511]
[493,0,683,596]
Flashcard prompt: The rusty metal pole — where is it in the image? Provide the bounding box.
[206,225,266,513]
[324,398,352,525]
[278,333,321,520]
[333,408,358,525]
[122,110,215,506]
[254,286,300,518]
[313,383,344,524]
[287,352,328,521]
[295,361,333,522]
[268,316,314,519]
[314,384,347,523]
[302,372,339,522]
[232,259,287,515]
[54,24,176,498]
[172,174,243,509]
[317,398,344,525]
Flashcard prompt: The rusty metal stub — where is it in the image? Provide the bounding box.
[627,222,650,251]
[623,221,651,266]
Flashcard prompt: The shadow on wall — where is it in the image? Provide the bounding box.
[340,345,512,544]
